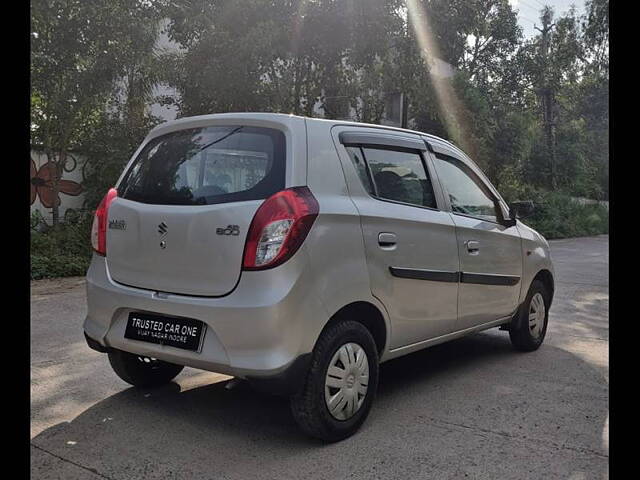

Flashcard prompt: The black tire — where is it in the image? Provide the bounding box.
[108,349,184,387]
[509,279,550,352]
[290,320,379,442]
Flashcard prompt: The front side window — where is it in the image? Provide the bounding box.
[363,148,437,209]
[433,154,499,222]
[120,126,285,205]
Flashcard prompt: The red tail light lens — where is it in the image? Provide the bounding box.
[243,187,319,270]
[91,188,118,256]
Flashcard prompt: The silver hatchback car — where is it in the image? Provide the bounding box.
[84,113,554,441]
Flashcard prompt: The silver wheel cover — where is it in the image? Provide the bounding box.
[324,342,369,421]
[528,292,546,338]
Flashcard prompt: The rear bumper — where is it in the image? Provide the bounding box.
[83,250,325,388]
[83,330,311,395]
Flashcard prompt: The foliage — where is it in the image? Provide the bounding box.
[31,0,163,221]
[30,211,94,279]
[80,110,161,210]
[522,190,609,240]
[157,0,407,117]
[496,179,608,240]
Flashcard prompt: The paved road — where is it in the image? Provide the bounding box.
[31,235,609,479]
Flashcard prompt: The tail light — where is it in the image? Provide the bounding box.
[243,187,319,270]
[91,188,118,256]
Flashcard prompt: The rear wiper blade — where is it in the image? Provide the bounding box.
[197,126,244,152]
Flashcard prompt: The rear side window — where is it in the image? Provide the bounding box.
[351,147,437,209]
[119,126,285,205]
[345,146,375,195]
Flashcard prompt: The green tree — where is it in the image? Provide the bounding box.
[160,0,407,119]
[409,0,522,164]
[79,9,164,209]
[517,6,583,190]
[160,0,288,115]
[578,0,609,198]
[31,0,162,222]
[582,0,609,76]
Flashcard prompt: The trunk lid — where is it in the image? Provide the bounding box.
[107,199,260,296]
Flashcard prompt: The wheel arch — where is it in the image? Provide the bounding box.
[533,269,555,306]
[318,301,389,357]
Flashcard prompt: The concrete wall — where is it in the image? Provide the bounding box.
[571,196,609,210]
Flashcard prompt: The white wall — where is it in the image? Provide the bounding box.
[148,18,181,122]
[30,151,86,225]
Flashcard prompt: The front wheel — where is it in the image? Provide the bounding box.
[509,279,550,351]
[108,349,184,387]
[290,320,379,442]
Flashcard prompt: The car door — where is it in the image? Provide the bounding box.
[332,128,460,350]
[427,142,523,331]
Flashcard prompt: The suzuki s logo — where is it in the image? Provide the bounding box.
[158,221,168,249]
[216,225,240,236]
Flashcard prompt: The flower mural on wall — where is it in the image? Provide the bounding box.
[30,157,83,208]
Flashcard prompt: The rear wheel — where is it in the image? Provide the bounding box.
[108,349,184,387]
[509,279,550,351]
[290,320,379,442]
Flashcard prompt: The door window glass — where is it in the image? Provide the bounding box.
[433,154,499,221]
[345,146,375,195]
[362,148,437,208]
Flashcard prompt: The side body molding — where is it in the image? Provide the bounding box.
[389,267,520,286]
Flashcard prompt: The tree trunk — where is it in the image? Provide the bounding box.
[536,9,557,190]
[542,88,557,189]
[401,93,409,129]
[47,152,61,226]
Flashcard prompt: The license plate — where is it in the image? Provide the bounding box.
[125,312,206,352]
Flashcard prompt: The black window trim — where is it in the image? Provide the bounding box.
[348,144,443,212]
[339,131,427,152]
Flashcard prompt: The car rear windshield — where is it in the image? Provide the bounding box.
[119,125,286,205]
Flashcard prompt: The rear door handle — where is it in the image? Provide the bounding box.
[378,232,397,247]
[466,240,480,254]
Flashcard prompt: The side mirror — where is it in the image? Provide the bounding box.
[509,200,535,220]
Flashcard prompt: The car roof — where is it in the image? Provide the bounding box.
[147,112,465,158]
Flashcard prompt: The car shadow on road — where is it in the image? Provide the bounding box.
[31,331,608,479]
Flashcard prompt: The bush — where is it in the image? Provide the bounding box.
[30,211,93,279]
[520,190,609,239]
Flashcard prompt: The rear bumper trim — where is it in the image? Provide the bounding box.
[246,353,312,396]
[84,332,111,353]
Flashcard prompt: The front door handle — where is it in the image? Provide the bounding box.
[466,240,480,254]
[378,232,397,248]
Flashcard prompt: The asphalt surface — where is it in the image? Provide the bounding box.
[31,235,609,479]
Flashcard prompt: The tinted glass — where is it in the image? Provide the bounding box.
[345,146,374,195]
[119,126,285,205]
[363,148,437,208]
[433,154,498,221]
